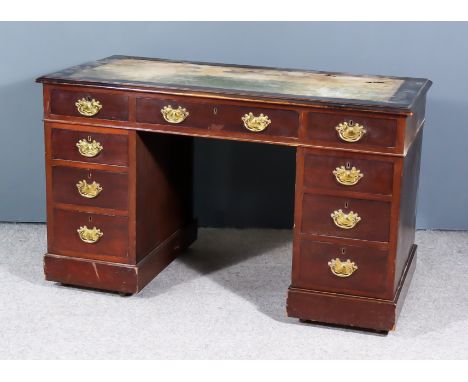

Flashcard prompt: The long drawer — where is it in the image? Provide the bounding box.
[136,96,299,139]
[293,239,390,299]
[301,193,391,243]
[52,166,128,211]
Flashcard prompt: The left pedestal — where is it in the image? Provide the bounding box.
[43,122,197,294]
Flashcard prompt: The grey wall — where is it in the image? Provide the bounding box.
[1,22,467,229]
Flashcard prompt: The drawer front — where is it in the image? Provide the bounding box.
[136,97,299,139]
[51,128,128,166]
[303,151,394,195]
[52,166,128,210]
[306,111,397,150]
[293,239,389,298]
[50,88,129,121]
[50,209,129,261]
[301,194,391,242]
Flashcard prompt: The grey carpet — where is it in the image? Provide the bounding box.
[0,223,467,359]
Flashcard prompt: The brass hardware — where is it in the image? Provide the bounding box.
[77,226,103,244]
[331,209,361,229]
[333,166,364,186]
[241,112,271,132]
[335,120,366,142]
[75,97,102,117]
[76,138,103,157]
[76,180,103,199]
[328,258,358,277]
[161,105,189,123]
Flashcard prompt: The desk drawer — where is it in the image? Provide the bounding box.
[136,97,299,139]
[303,151,394,195]
[50,209,129,261]
[306,111,397,151]
[293,239,390,298]
[51,128,128,166]
[50,88,129,121]
[301,194,391,242]
[52,166,128,211]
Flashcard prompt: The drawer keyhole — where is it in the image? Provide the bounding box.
[344,201,349,209]
[213,107,218,115]
[341,248,346,255]
[88,216,93,222]
[346,162,351,169]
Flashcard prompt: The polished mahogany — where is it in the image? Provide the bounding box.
[37,56,431,332]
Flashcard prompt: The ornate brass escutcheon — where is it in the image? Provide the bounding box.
[76,180,103,198]
[76,137,103,158]
[77,226,103,244]
[241,112,271,132]
[328,258,358,277]
[335,120,366,142]
[161,105,189,123]
[75,97,102,117]
[332,166,364,186]
[331,209,361,229]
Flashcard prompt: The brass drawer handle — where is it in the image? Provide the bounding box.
[75,97,102,117]
[333,166,364,186]
[331,209,361,229]
[76,137,103,158]
[77,226,103,244]
[161,105,189,123]
[242,112,271,132]
[335,120,366,142]
[328,258,358,277]
[76,180,103,198]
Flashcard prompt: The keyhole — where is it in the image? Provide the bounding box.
[87,135,92,142]
[341,248,346,255]
[88,172,92,179]
[346,162,351,169]
[213,107,218,115]
[344,201,349,209]
[348,120,354,126]
[88,216,92,222]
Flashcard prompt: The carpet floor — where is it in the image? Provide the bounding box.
[0,223,467,359]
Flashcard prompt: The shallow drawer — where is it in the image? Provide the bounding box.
[136,97,299,139]
[303,150,394,195]
[51,128,128,166]
[301,194,391,242]
[52,166,128,210]
[306,111,397,151]
[50,88,129,121]
[50,209,129,261]
[293,239,390,298]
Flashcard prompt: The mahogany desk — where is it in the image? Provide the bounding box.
[37,56,431,331]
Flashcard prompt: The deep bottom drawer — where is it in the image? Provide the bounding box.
[293,239,390,299]
[49,209,129,262]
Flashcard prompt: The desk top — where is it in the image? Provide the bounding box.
[37,55,431,113]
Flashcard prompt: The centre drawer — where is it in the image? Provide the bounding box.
[50,209,129,262]
[136,97,299,139]
[301,193,391,242]
[293,239,390,299]
[52,166,128,210]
